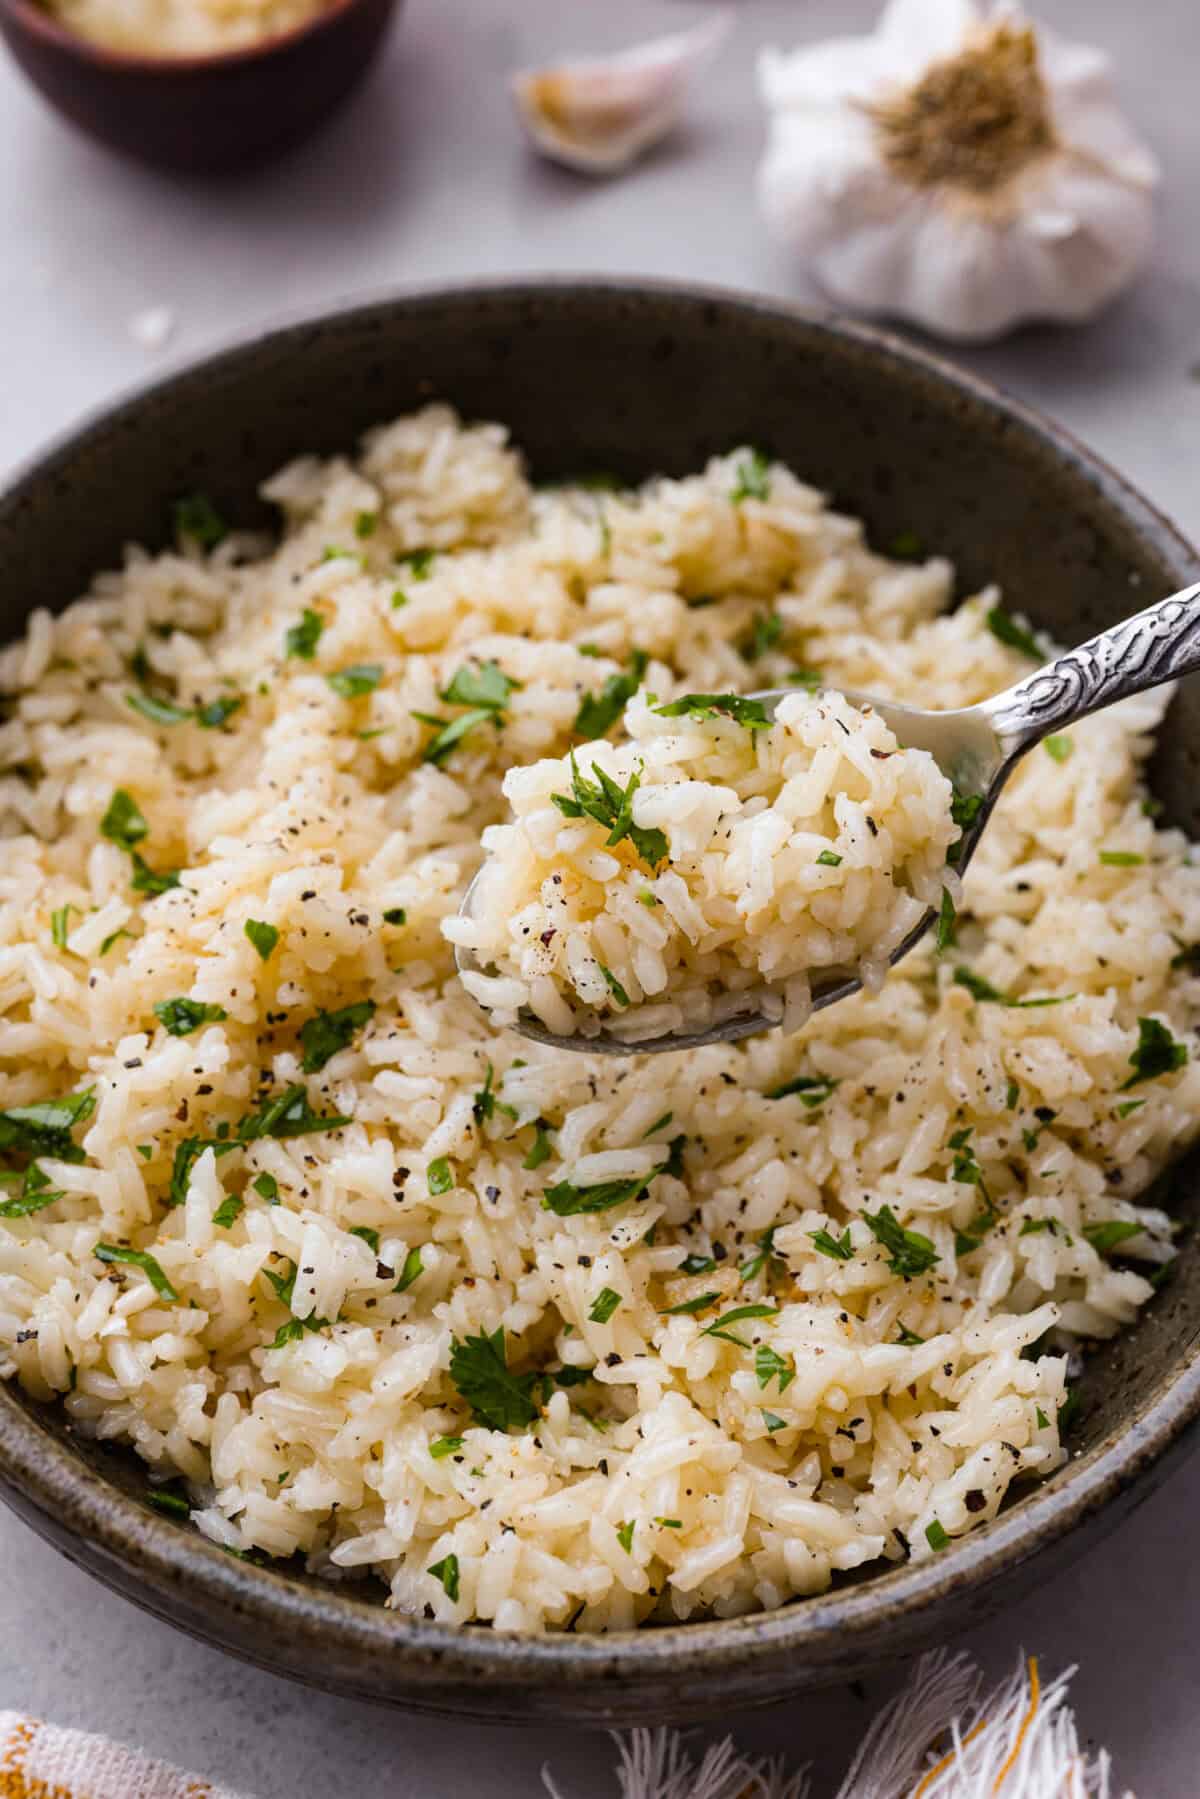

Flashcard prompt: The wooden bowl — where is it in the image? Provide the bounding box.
[0,282,1198,1720]
[0,0,400,171]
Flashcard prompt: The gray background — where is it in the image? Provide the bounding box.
[1,0,1198,1791]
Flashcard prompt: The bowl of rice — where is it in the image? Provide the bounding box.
[0,0,399,171]
[1,280,1199,1722]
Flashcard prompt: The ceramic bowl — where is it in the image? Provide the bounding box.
[0,0,399,171]
[1,282,1198,1723]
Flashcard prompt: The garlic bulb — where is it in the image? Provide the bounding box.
[512,13,731,177]
[757,0,1159,341]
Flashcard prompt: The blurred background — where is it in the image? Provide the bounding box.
[1,1,1198,1792]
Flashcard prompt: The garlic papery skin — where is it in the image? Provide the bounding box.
[757,0,1159,342]
[512,12,731,177]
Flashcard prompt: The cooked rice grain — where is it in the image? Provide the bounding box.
[0,406,1196,1634]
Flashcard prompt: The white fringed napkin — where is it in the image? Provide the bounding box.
[0,1652,1131,1797]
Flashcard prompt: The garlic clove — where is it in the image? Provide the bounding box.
[511,12,732,177]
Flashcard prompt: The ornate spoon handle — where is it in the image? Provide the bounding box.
[983,580,1200,754]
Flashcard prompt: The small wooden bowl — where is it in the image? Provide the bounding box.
[0,0,400,172]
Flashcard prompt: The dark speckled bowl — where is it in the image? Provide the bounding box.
[0,0,399,172]
[1,282,1199,1723]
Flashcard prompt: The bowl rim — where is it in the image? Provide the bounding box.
[0,0,372,75]
[2,275,1200,1705]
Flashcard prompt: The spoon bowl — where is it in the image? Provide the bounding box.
[457,579,1200,1053]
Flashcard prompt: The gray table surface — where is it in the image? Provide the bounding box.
[2,0,1199,1791]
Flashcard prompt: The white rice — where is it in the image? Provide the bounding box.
[46,0,330,57]
[453,686,958,1042]
[0,405,1196,1635]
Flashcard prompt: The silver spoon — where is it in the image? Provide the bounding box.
[456,580,1200,1055]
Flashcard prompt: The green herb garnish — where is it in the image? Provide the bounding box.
[809,1227,853,1261]
[589,1287,622,1324]
[0,1090,94,1162]
[449,1326,541,1432]
[299,999,375,1073]
[394,1247,424,1294]
[766,1074,838,1107]
[1044,735,1073,763]
[1082,1220,1144,1255]
[652,693,769,729]
[100,789,148,850]
[285,609,324,660]
[574,650,647,740]
[212,1193,244,1229]
[327,664,383,699]
[815,849,843,868]
[699,1303,779,1348]
[953,967,1069,1008]
[244,919,279,961]
[153,997,226,1038]
[925,1520,950,1552]
[430,1435,463,1460]
[663,1291,719,1316]
[985,606,1041,660]
[427,1158,454,1196]
[863,1205,939,1278]
[94,1241,177,1302]
[598,964,630,1007]
[550,756,668,870]
[755,1343,795,1392]
[730,449,771,503]
[1122,1016,1188,1089]
[173,493,227,550]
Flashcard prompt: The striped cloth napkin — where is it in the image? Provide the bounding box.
[0,1652,1129,1797]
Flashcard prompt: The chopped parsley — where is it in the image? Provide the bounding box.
[100,789,148,850]
[50,905,75,951]
[663,1291,719,1316]
[598,964,630,1007]
[589,1287,622,1324]
[643,1112,673,1139]
[130,853,181,897]
[985,605,1041,660]
[299,999,376,1072]
[755,1344,795,1392]
[0,1089,94,1162]
[1099,850,1144,867]
[127,691,193,726]
[472,1062,499,1124]
[1115,1098,1145,1119]
[896,1325,926,1346]
[679,1252,715,1275]
[349,1225,380,1254]
[863,1206,939,1278]
[543,1148,673,1215]
[253,1173,279,1201]
[935,888,957,953]
[738,1226,779,1283]
[397,548,434,580]
[0,1163,65,1219]
[616,1520,635,1553]
[127,690,243,730]
[212,1193,244,1229]
[98,927,132,956]
[394,1246,424,1293]
[953,966,1070,1008]
[551,756,668,870]
[925,1520,950,1552]
[739,610,783,661]
[383,907,406,926]
[763,1411,788,1433]
[428,1554,460,1602]
[327,664,383,699]
[653,693,769,729]
[449,1326,541,1431]
[1122,1016,1188,1089]
[766,1074,838,1107]
[573,649,647,740]
[354,510,378,539]
[94,1241,178,1302]
[244,919,279,961]
[730,449,771,503]
[427,1158,454,1196]
[430,1435,463,1460]
[1044,735,1073,763]
[1082,1220,1143,1255]
[1035,1407,1050,1430]
[172,493,227,550]
[654,1517,683,1530]
[284,609,324,660]
[1005,1077,1020,1111]
[699,1303,779,1347]
[153,997,227,1038]
[147,1483,191,1518]
[522,1121,554,1171]
[815,849,843,868]
[809,1226,853,1261]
